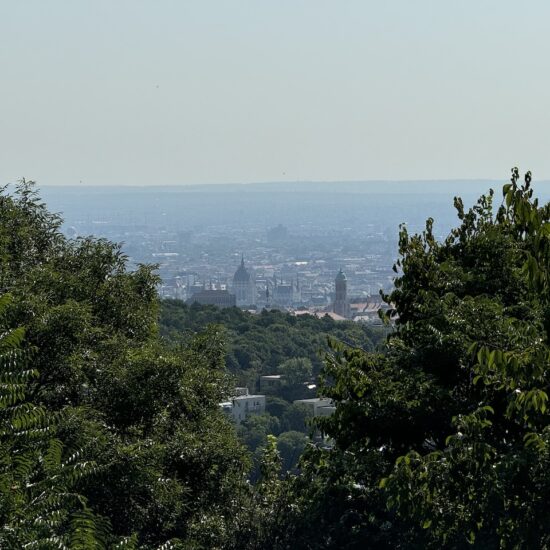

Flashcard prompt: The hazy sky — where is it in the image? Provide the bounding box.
[1,1,550,185]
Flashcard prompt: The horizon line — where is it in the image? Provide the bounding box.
[30,176,550,188]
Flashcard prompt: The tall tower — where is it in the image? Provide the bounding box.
[295,275,302,304]
[333,269,350,318]
[232,255,256,307]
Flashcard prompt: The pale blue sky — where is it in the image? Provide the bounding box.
[1,1,549,185]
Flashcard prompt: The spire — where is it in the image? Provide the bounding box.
[234,255,250,282]
[335,268,347,282]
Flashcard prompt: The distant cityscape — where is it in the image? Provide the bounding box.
[40,181,549,322]
[66,216,394,322]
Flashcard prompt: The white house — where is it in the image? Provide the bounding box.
[220,388,266,424]
[293,397,335,417]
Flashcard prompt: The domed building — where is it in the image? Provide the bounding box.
[333,269,350,318]
[232,256,256,307]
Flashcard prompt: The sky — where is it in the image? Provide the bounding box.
[1,1,550,186]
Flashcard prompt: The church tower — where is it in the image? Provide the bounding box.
[232,255,256,307]
[333,269,350,318]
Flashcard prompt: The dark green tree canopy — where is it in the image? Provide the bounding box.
[4,172,549,549]
[272,170,550,549]
[0,181,252,548]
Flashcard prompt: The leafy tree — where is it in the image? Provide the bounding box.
[267,170,550,549]
[281,403,313,433]
[0,180,251,548]
[380,169,550,547]
[266,396,291,419]
[239,413,282,451]
[0,294,109,548]
[278,357,313,386]
[160,300,384,379]
[277,431,308,473]
[231,435,297,550]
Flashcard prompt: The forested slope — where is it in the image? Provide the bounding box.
[160,301,386,384]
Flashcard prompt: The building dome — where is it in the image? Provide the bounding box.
[233,256,251,283]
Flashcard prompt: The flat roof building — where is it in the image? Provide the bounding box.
[187,289,236,308]
[220,387,266,424]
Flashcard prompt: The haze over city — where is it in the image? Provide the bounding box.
[2,0,550,186]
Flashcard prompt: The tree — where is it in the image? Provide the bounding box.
[268,169,550,549]
[277,431,308,473]
[239,413,282,451]
[380,169,550,547]
[281,403,313,433]
[159,300,383,380]
[0,180,251,548]
[278,357,313,386]
[266,396,291,419]
[0,294,110,548]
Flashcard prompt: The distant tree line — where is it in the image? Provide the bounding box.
[160,300,386,385]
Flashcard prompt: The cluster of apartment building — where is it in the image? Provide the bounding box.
[219,383,335,426]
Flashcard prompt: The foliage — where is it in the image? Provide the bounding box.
[5,171,549,548]
[0,180,250,548]
[239,413,282,451]
[0,293,110,548]
[281,403,313,433]
[276,431,308,473]
[160,300,385,384]
[265,396,291,419]
[277,357,313,386]
[267,169,550,548]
